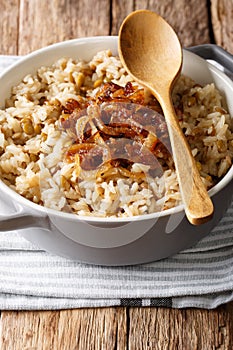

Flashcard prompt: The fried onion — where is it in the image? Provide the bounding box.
[60,81,173,183]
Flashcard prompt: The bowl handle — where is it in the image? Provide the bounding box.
[0,202,50,232]
[186,44,233,77]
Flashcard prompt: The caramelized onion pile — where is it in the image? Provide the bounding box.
[60,82,173,181]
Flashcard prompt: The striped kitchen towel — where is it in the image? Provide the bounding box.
[0,55,233,310]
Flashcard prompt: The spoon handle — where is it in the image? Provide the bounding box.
[156,89,214,225]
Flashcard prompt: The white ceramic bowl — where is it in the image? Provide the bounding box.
[0,36,233,265]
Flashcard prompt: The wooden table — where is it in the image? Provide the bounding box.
[0,1,233,349]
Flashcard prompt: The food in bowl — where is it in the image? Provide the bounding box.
[0,50,233,218]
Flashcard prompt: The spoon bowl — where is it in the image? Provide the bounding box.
[118,10,182,93]
[119,10,214,225]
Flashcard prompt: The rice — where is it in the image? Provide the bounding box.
[0,50,233,217]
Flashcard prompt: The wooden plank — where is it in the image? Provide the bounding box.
[111,0,210,47]
[58,308,127,350]
[111,0,134,35]
[128,302,233,349]
[18,0,110,55]
[211,0,233,54]
[0,0,19,55]
[0,308,127,350]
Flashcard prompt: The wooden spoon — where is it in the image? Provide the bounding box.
[118,9,214,225]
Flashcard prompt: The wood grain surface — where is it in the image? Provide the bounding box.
[0,308,127,350]
[211,0,233,53]
[1,304,233,349]
[0,1,233,349]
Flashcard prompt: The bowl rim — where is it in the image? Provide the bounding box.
[0,35,233,223]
